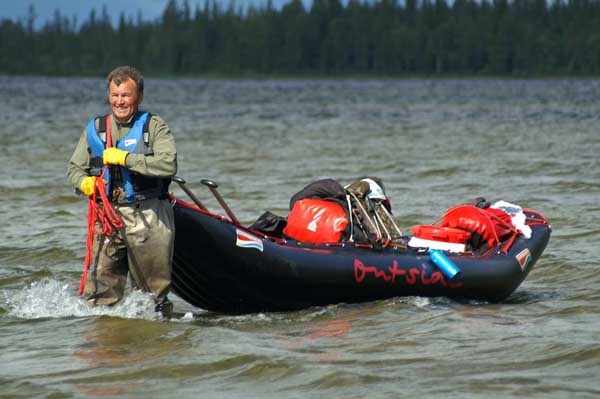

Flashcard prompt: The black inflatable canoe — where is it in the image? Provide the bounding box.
[170,179,551,314]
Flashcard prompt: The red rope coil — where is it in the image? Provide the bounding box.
[78,170,124,296]
[78,115,124,296]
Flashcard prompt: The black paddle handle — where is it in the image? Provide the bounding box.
[172,176,207,210]
[200,179,242,226]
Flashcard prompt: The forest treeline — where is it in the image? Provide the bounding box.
[2,0,600,77]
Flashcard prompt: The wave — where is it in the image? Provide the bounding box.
[3,278,161,320]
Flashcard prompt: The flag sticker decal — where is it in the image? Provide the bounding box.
[236,229,263,252]
[516,248,532,271]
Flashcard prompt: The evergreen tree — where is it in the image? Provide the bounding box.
[2,0,600,77]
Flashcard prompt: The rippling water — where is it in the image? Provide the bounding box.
[1,77,599,398]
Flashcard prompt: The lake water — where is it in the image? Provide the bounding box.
[0,77,598,398]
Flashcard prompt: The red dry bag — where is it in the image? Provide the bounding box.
[283,198,348,243]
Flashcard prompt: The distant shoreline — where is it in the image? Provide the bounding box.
[2,73,599,81]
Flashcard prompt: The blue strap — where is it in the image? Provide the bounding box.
[86,117,111,197]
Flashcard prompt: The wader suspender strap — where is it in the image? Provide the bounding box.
[143,113,151,147]
[105,115,112,148]
[97,115,107,143]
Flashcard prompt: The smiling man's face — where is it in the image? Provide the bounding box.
[108,77,143,123]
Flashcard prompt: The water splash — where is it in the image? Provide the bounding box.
[4,278,160,320]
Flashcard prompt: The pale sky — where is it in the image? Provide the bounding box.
[1,0,316,30]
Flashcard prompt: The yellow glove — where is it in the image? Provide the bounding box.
[103,148,129,166]
[80,176,98,196]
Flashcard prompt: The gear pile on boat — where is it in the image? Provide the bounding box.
[169,177,551,314]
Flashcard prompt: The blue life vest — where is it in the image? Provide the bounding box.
[87,112,170,203]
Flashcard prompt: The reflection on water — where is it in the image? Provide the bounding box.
[68,313,203,396]
[74,317,174,366]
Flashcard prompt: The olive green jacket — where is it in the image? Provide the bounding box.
[68,112,177,194]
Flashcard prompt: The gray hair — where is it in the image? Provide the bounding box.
[106,66,144,94]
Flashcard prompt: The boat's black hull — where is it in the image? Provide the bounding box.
[171,200,551,314]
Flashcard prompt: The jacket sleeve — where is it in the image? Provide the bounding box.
[124,115,177,177]
[67,128,91,193]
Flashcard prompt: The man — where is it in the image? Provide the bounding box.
[68,66,177,316]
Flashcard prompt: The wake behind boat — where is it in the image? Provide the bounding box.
[170,177,551,314]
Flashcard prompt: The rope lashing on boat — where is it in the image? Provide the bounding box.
[78,116,124,296]
[434,205,520,254]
